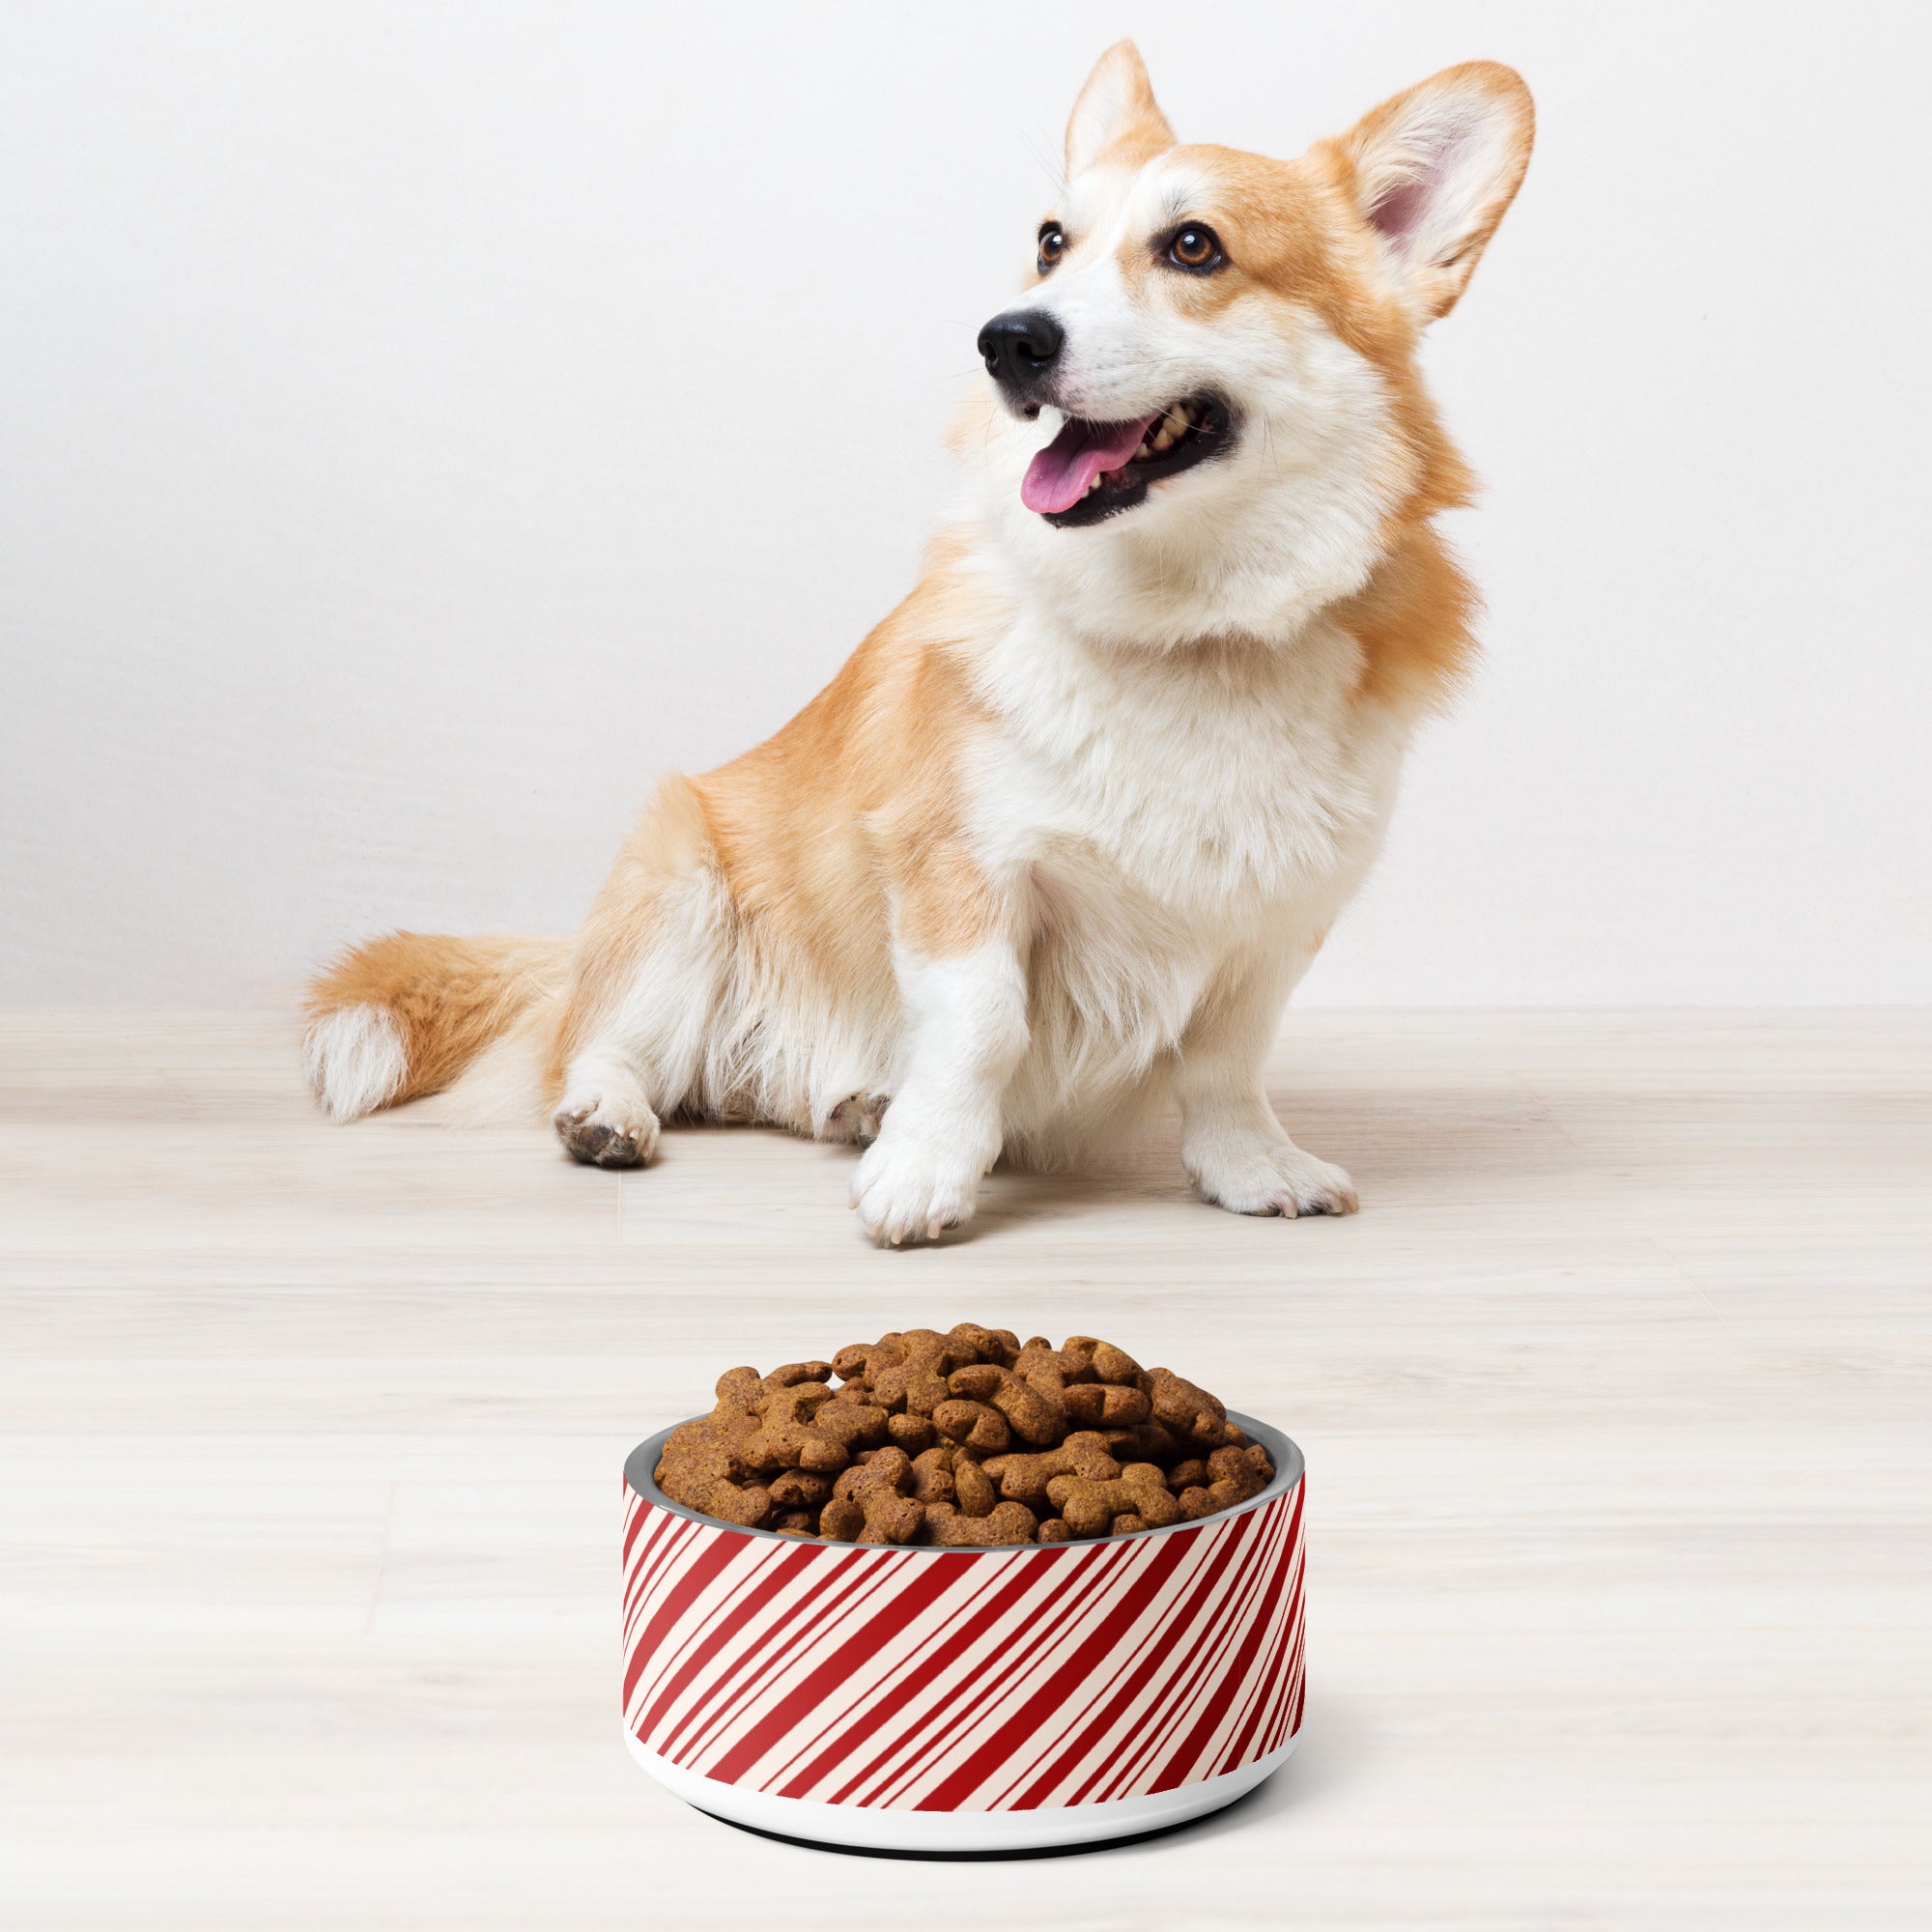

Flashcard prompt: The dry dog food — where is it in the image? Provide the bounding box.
[653,1324,1274,1546]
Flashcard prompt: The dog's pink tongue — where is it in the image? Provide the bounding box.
[1021,413,1156,515]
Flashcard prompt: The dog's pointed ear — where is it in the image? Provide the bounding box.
[1340,62,1534,321]
[1065,41,1177,178]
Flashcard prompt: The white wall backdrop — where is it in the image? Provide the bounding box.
[3,2,1926,1006]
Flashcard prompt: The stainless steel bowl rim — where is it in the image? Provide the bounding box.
[624,1408,1302,1553]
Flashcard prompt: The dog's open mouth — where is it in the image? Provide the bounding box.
[1021,395,1233,526]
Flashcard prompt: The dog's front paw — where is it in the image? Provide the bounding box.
[1185,1132,1358,1219]
[553,1084,661,1170]
[850,1131,982,1245]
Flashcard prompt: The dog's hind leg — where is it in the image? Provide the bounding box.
[1175,940,1358,1219]
[547,778,733,1170]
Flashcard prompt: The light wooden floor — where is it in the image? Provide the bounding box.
[1,1009,1926,1928]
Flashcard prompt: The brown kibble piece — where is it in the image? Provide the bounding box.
[887,1412,936,1454]
[1035,1517,1071,1545]
[1061,1381,1151,1428]
[765,1360,835,1388]
[952,1455,998,1518]
[909,1446,955,1505]
[869,1328,974,1417]
[810,1393,891,1457]
[948,1363,1064,1445]
[980,1431,1122,1505]
[656,1405,756,1478]
[822,1446,923,1545]
[656,1445,774,1528]
[831,1343,877,1382]
[818,1495,863,1538]
[1064,1335,1144,1384]
[923,1500,1037,1547]
[654,1399,773,1525]
[1206,1442,1273,1506]
[769,1468,832,1510]
[930,1398,1010,1454]
[1167,1459,1208,1492]
[713,1365,765,1410]
[1179,1445,1274,1520]
[1145,1367,1231,1447]
[1046,1463,1181,1538]
[1110,1420,1184,1463]
[745,1380,850,1475]
[946,1322,1021,1368]
[1013,1338,1083,1404]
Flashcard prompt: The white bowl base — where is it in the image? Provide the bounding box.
[627,1729,1297,1854]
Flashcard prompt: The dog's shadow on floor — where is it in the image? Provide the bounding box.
[926,1074,1568,1243]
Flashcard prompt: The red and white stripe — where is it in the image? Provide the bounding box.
[621,1476,1305,1812]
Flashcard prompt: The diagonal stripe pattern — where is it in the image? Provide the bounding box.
[622,1473,1305,1814]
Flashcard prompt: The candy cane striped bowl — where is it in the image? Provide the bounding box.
[621,1413,1305,1853]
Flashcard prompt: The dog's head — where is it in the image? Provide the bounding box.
[967,44,1533,643]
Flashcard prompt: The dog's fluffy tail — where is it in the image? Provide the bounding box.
[302,932,568,1122]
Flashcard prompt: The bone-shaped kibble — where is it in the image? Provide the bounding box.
[655,1441,774,1529]
[831,1340,885,1383]
[1145,1367,1231,1447]
[922,1499,1037,1547]
[819,1446,923,1545]
[886,1412,936,1454]
[745,1380,852,1475]
[654,1400,768,1520]
[930,1398,1010,1454]
[1177,1443,1274,1520]
[947,1321,1021,1368]
[1063,1335,1144,1384]
[1110,1419,1184,1463]
[1045,1462,1181,1537]
[718,1360,831,1408]
[867,1327,975,1417]
[980,1431,1122,1504]
[1060,1380,1151,1427]
[701,1363,853,1478]
[947,1363,1064,1445]
[768,1468,832,1510]
[908,1446,955,1505]
[809,1389,890,1457]
[1013,1338,1082,1404]
[1216,1442,1266,1487]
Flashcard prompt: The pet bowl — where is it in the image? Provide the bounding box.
[621,1412,1306,1853]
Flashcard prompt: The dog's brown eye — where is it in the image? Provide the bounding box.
[1037,224,1066,273]
[1167,225,1223,272]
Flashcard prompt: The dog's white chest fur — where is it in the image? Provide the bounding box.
[963,607,1407,1140]
[971,607,1404,925]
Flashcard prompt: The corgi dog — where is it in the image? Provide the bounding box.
[304,43,1533,1244]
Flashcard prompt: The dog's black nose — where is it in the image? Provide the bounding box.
[977,309,1064,392]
